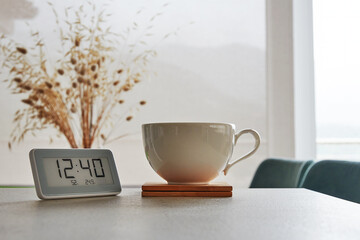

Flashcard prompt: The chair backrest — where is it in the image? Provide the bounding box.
[301,160,360,203]
[250,158,314,188]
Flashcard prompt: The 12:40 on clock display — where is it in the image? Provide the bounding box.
[44,157,114,187]
[30,149,121,199]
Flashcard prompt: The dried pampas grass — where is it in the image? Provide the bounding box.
[0,1,173,149]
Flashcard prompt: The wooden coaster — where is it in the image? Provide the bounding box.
[142,191,232,197]
[142,182,232,197]
[142,182,232,192]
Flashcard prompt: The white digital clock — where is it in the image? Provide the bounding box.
[30,149,121,199]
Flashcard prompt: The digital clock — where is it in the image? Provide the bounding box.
[30,149,121,199]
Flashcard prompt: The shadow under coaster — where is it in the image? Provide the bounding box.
[141,182,233,197]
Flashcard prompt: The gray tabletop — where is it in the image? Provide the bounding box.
[0,188,359,240]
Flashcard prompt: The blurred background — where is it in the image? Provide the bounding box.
[0,0,266,186]
[2,0,359,187]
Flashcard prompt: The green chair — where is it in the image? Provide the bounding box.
[301,160,360,203]
[250,158,313,188]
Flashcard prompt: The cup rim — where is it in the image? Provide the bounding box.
[142,122,235,127]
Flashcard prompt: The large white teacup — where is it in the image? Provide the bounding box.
[142,122,260,184]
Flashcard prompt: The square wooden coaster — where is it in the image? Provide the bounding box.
[142,191,232,197]
[142,182,232,197]
[142,182,232,192]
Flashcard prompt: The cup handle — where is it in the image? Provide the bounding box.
[223,129,261,175]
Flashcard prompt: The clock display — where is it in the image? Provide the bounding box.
[30,149,121,199]
[43,157,114,187]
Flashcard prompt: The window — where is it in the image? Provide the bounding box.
[313,0,360,160]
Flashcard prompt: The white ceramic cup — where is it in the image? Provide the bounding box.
[142,122,260,184]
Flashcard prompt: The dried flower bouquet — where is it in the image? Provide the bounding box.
[0,2,167,149]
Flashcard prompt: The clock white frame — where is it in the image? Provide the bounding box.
[30,149,121,199]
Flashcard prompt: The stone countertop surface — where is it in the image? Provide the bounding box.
[0,187,360,240]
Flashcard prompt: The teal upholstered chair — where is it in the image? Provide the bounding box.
[250,158,313,188]
[301,160,360,203]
